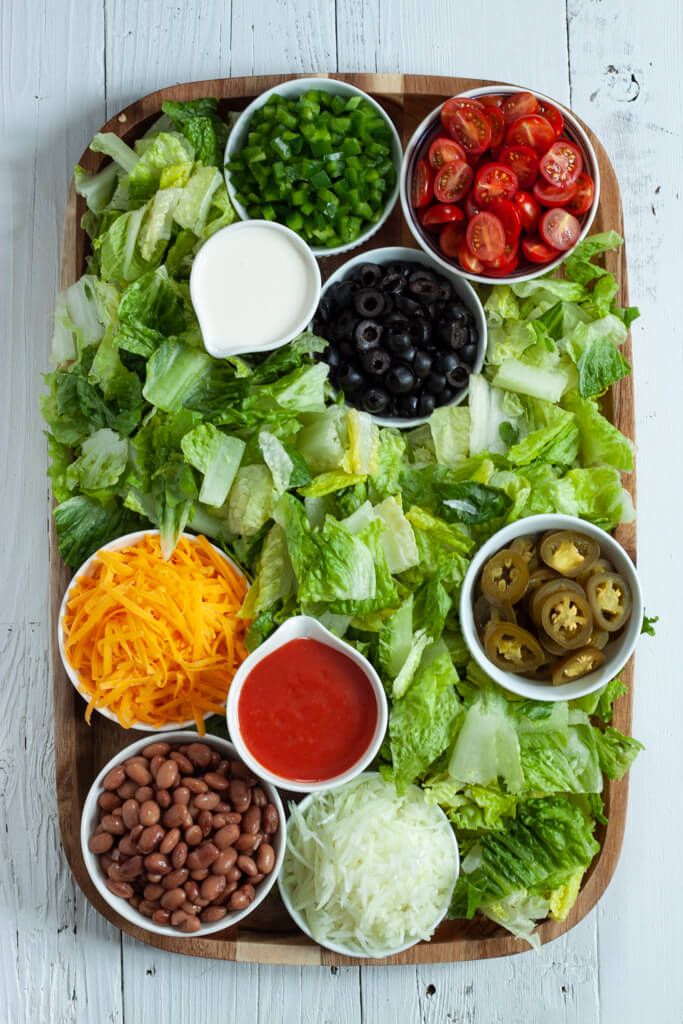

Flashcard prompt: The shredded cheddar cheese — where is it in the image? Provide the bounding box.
[62,534,249,732]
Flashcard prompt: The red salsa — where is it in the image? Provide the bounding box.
[237,638,378,783]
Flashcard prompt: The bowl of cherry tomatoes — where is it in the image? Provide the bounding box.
[399,85,600,284]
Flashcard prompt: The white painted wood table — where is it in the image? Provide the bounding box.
[2,0,682,1020]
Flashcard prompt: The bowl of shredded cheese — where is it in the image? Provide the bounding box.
[278,773,459,958]
[58,530,249,732]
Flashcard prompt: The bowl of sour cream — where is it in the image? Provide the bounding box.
[190,220,321,358]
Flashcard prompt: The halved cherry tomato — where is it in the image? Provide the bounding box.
[536,100,565,136]
[466,211,506,263]
[533,178,578,207]
[433,159,473,202]
[428,135,467,169]
[498,144,539,190]
[506,114,556,153]
[439,220,467,257]
[539,140,583,188]
[486,198,522,245]
[522,235,561,264]
[565,171,595,215]
[411,158,433,208]
[485,253,520,276]
[501,91,539,125]
[482,105,506,147]
[480,93,505,107]
[536,99,564,136]
[539,208,581,251]
[514,191,542,233]
[465,191,482,219]
[443,105,492,155]
[421,203,465,229]
[473,162,519,205]
[457,240,485,274]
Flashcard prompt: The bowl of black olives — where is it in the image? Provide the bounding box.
[311,247,486,426]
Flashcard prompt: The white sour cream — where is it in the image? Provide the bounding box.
[190,221,320,358]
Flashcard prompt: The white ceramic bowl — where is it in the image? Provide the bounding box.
[400,85,600,285]
[226,616,388,793]
[224,77,403,258]
[59,529,248,732]
[459,514,643,702]
[316,245,487,428]
[81,731,286,938]
[278,772,459,959]
[189,220,321,358]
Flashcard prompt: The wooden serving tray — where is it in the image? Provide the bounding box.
[51,73,636,966]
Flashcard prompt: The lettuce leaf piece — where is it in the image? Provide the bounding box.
[548,867,585,921]
[89,132,139,174]
[173,166,223,235]
[554,466,634,530]
[342,408,380,475]
[65,427,128,492]
[435,480,512,524]
[98,206,160,283]
[240,523,295,619]
[429,404,470,466]
[162,98,229,168]
[403,506,473,592]
[448,689,524,793]
[492,357,573,404]
[571,676,627,723]
[51,275,117,363]
[258,431,294,495]
[519,722,603,795]
[386,643,462,792]
[507,400,579,468]
[298,471,366,498]
[593,726,643,779]
[117,266,187,355]
[138,187,182,262]
[143,339,211,412]
[370,428,406,499]
[54,494,143,568]
[180,423,245,507]
[378,595,414,680]
[74,162,118,214]
[563,230,624,286]
[469,374,511,455]
[372,496,419,574]
[424,777,517,833]
[227,465,278,538]
[295,406,347,472]
[562,390,634,471]
[577,337,631,397]
[641,614,659,637]
[128,132,194,200]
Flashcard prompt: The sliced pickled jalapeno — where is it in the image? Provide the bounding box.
[588,628,609,651]
[480,549,529,607]
[576,557,614,587]
[510,535,540,570]
[551,647,605,685]
[537,628,567,657]
[473,595,516,632]
[483,622,546,673]
[539,530,600,578]
[526,566,559,599]
[530,578,583,626]
[540,589,593,650]
[585,572,632,632]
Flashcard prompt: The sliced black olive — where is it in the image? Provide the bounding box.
[436,386,455,406]
[413,350,433,378]
[459,342,478,365]
[312,317,326,336]
[399,346,417,364]
[384,311,409,326]
[413,319,432,346]
[468,325,479,347]
[380,271,406,294]
[385,327,414,353]
[438,320,469,350]
[337,363,365,392]
[418,392,436,416]
[324,346,341,371]
[361,348,391,376]
[386,261,409,277]
[442,301,468,322]
[334,309,359,340]
[398,394,420,417]
[328,280,358,309]
[395,294,423,317]
[354,289,386,318]
[356,263,383,288]
[354,319,383,350]
[382,293,395,315]
[338,340,355,360]
[316,295,333,322]
[408,277,441,302]
[386,365,416,394]
[425,372,447,395]
[447,364,469,389]
[435,352,460,376]
[408,268,436,284]
[438,279,453,300]
[363,387,390,414]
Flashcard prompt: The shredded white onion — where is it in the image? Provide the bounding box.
[281,775,458,956]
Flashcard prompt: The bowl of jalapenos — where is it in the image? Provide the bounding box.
[459,514,643,701]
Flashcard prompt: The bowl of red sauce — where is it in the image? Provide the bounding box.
[226,616,388,793]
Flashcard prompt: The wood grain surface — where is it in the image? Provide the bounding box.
[52,72,636,968]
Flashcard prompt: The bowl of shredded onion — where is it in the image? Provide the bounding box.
[278,773,459,958]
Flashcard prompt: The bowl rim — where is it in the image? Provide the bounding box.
[189,220,322,359]
[399,84,601,286]
[80,731,287,938]
[58,529,248,732]
[226,615,389,793]
[224,76,403,258]
[277,771,460,958]
[317,243,487,428]
[459,513,643,702]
